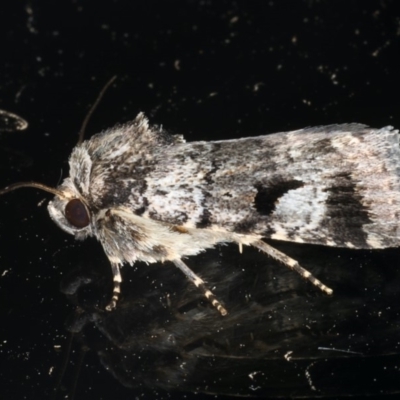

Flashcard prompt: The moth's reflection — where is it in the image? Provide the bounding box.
[60,244,400,398]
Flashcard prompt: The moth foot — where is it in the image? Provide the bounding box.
[105,297,117,311]
[173,258,228,316]
[252,240,333,295]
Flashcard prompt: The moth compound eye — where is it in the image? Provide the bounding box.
[65,199,90,228]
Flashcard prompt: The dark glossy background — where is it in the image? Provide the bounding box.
[1,1,400,399]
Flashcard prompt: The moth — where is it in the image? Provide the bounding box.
[2,110,400,315]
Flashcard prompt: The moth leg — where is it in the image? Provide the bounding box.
[252,240,333,295]
[105,263,122,311]
[173,258,228,316]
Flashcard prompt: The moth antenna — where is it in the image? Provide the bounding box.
[77,75,117,145]
[0,181,67,199]
[51,331,89,400]
[252,240,333,295]
[68,344,89,400]
[0,78,117,200]
[173,258,228,316]
[51,332,74,399]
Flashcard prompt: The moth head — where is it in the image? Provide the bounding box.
[0,179,93,240]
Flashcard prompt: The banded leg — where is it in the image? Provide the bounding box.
[252,240,333,295]
[105,263,122,311]
[173,258,228,316]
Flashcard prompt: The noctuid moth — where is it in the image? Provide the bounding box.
[2,82,400,316]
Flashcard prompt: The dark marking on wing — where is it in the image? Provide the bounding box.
[233,219,259,234]
[196,208,212,228]
[134,206,146,216]
[254,179,304,216]
[306,138,334,158]
[204,160,220,185]
[321,172,371,247]
[135,197,149,216]
[95,184,135,209]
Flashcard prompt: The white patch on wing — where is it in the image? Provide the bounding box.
[366,234,383,249]
[270,185,329,243]
[326,240,337,246]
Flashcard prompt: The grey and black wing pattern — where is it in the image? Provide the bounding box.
[82,116,400,250]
